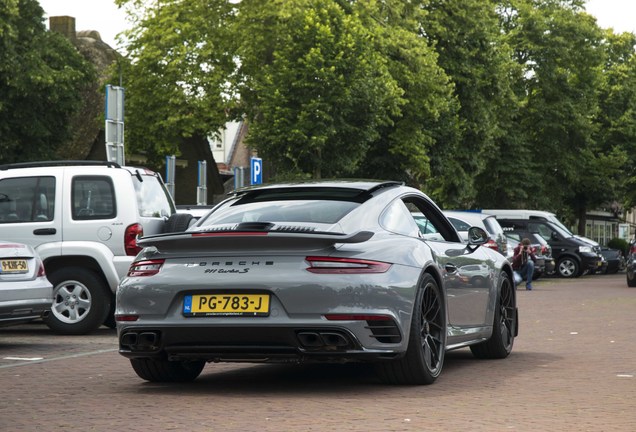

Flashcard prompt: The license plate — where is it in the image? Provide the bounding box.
[0,259,28,274]
[183,294,270,317]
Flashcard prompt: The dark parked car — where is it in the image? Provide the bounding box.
[485,214,602,278]
[627,240,636,287]
[116,181,517,385]
[599,247,625,275]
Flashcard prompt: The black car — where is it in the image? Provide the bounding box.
[494,219,602,278]
[599,247,625,275]
[627,240,636,287]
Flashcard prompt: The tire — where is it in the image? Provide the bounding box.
[102,296,117,329]
[627,267,636,287]
[164,213,194,233]
[44,267,110,335]
[377,273,446,385]
[470,272,516,359]
[557,256,580,278]
[130,358,205,382]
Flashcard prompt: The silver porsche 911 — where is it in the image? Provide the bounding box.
[116,181,517,385]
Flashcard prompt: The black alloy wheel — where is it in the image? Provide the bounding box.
[377,273,446,385]
[471,271,516,359]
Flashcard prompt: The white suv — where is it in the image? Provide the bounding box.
[0,161,193,334]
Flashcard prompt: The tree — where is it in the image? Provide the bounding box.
[596,30,636,210]
[234,0,403,179]
[347,0,458,194]
[0,0,95,163]
[115,0,237,165]
[505,0,615,232]
[422,0,520,208]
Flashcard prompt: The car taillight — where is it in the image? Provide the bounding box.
[127,259,164,277]
[483,239,499,251]
[37,259,46,277]
[305,256,391,274]
[125,223,143,256]
[541,245,549,255]
[115,314,139,322]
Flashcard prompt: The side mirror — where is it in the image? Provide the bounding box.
[467,226,489,245]
[551,231,559,241]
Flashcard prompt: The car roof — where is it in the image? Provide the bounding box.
[443,211,493,223]
[232,180,403,194]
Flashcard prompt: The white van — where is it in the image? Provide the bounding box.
[482,209,604,277]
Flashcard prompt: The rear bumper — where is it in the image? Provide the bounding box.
[0,298,51,326]
[118,325,403,363]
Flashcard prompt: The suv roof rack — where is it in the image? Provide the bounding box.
[0,160,121,171]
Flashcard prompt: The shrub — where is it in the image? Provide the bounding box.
[607,237,629,255]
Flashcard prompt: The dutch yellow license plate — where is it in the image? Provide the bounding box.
[0,259,28,274]
[183,294,270,317]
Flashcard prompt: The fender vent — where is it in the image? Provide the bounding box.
[366,319,401,343]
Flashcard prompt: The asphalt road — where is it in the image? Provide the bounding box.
[1,273,634,431]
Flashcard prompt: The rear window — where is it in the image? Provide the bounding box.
[200,199,359,226]
[447,217,471,232]
[133,175,175,218]
[483,217,503,236]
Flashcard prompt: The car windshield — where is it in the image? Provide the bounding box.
[546,215,574,236]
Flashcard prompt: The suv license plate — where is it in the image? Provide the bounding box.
[183,294,270,317]
[1,259,28,274]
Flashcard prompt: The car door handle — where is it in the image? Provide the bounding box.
[445,264,458,273]
[33,228,56,235]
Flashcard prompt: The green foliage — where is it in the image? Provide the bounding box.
[351,0,458,191]
[422,0,520,208]
[106,0,636,222]
[116,0,237,164]
[607,237,629,254]
[0,0,95,163]
[235,0,402,179]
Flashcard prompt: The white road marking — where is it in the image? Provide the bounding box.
[0,348,117,369]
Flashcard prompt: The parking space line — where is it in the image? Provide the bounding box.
[0,348,118,369]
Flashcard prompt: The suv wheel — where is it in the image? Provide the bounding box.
[557,257,579,278]
[44,267,110,335]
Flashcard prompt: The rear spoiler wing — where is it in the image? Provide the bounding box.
[136,230,374,253]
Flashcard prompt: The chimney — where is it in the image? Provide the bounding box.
[49,16,76,40]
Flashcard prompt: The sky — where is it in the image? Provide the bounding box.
[37,0,636,49]
[38,0,129,48]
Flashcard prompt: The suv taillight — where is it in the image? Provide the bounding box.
[37,259,46,277]
[483,239,498,251]
[125,223,143,256]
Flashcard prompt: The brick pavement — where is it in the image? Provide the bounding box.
[0,273,634,431]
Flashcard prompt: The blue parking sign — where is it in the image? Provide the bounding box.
[251,157,263,185]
